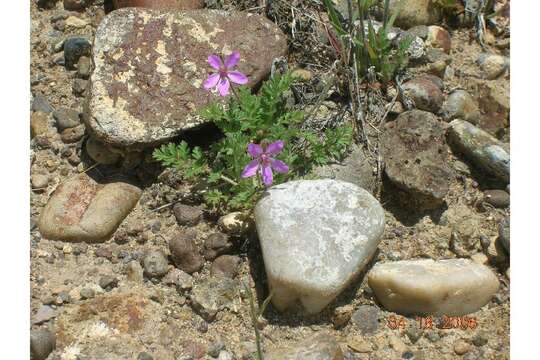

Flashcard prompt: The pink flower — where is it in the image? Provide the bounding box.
[203,51,248,96]
[241,141,289,186]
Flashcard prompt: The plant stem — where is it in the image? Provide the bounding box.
[245,283,264,360]
[230,84,242,103]
[220,174,239,186]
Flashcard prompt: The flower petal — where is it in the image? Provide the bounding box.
[265,140,284,155]
[224,51,240,69]
[271,159,289,174]
[247,143,263,158]
[241,159,260,178]
[228,71,248,85]
[261,164,273,186]
[203,73,220,90]
[207,54,222,70]
[217,77,230,96]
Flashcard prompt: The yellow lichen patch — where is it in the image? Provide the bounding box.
[163,15,174,38]
[112,48,124,61]
[155,41,172,87]
[186,19,224,49]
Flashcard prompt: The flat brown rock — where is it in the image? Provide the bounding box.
[38,174,141,243]
[85,8,287,148]
[112,0,204,11]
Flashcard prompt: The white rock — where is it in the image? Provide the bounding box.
[254,179,385,314]
[368,259,499,316]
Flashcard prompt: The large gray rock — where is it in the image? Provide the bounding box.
[39,174,141,242]
[254,179,385,314]
[368,259,499,316]
[447,120,510,183]
[381,110,453,209]
[85,8,287,149]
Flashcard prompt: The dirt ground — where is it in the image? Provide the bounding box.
[30,1,510,359]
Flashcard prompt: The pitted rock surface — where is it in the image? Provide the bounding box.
[85,8,287,148]
[254,179,385,314]
[381,110,453,209]
[38,174,141,242]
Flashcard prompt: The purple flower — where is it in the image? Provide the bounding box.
[203,51,248,96]
[241,140,289,186]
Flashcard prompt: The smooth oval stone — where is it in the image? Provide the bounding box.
[447,119,509,183]
[38,174,141,242]
[85,8,287,149]
[368,259,499,316]
[254,179,385,314]
[402,76,444,113]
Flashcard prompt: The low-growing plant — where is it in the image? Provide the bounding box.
[323,0,412,83]
[153,52,352,213]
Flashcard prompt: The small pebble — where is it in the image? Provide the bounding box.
[126,260,144,282]
[211,255,241,278]
[60,124,85,144]
[351,305,379,335]
[472,331,488,347]
[203,232,233,261]
[173,203,203,226]
[63,37,91,70]
[454,339,472,355]
[53,107,80,131]
[169,231,204,274]
[484,190,510,208]
[208,340,225,357]
[32,95,54,114]
[80,288,95,300]
[142,251,169,278]
[31,174,49,189]
[73,78,88,96]
[99,275,118,290]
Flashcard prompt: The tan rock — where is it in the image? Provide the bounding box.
[388,0,442,29]
[31,111,51,138]
[368,259,499,316]
[454,339,471,355]
[38,174,141,242]
[265,333,344,360]
[65,16,89,29]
